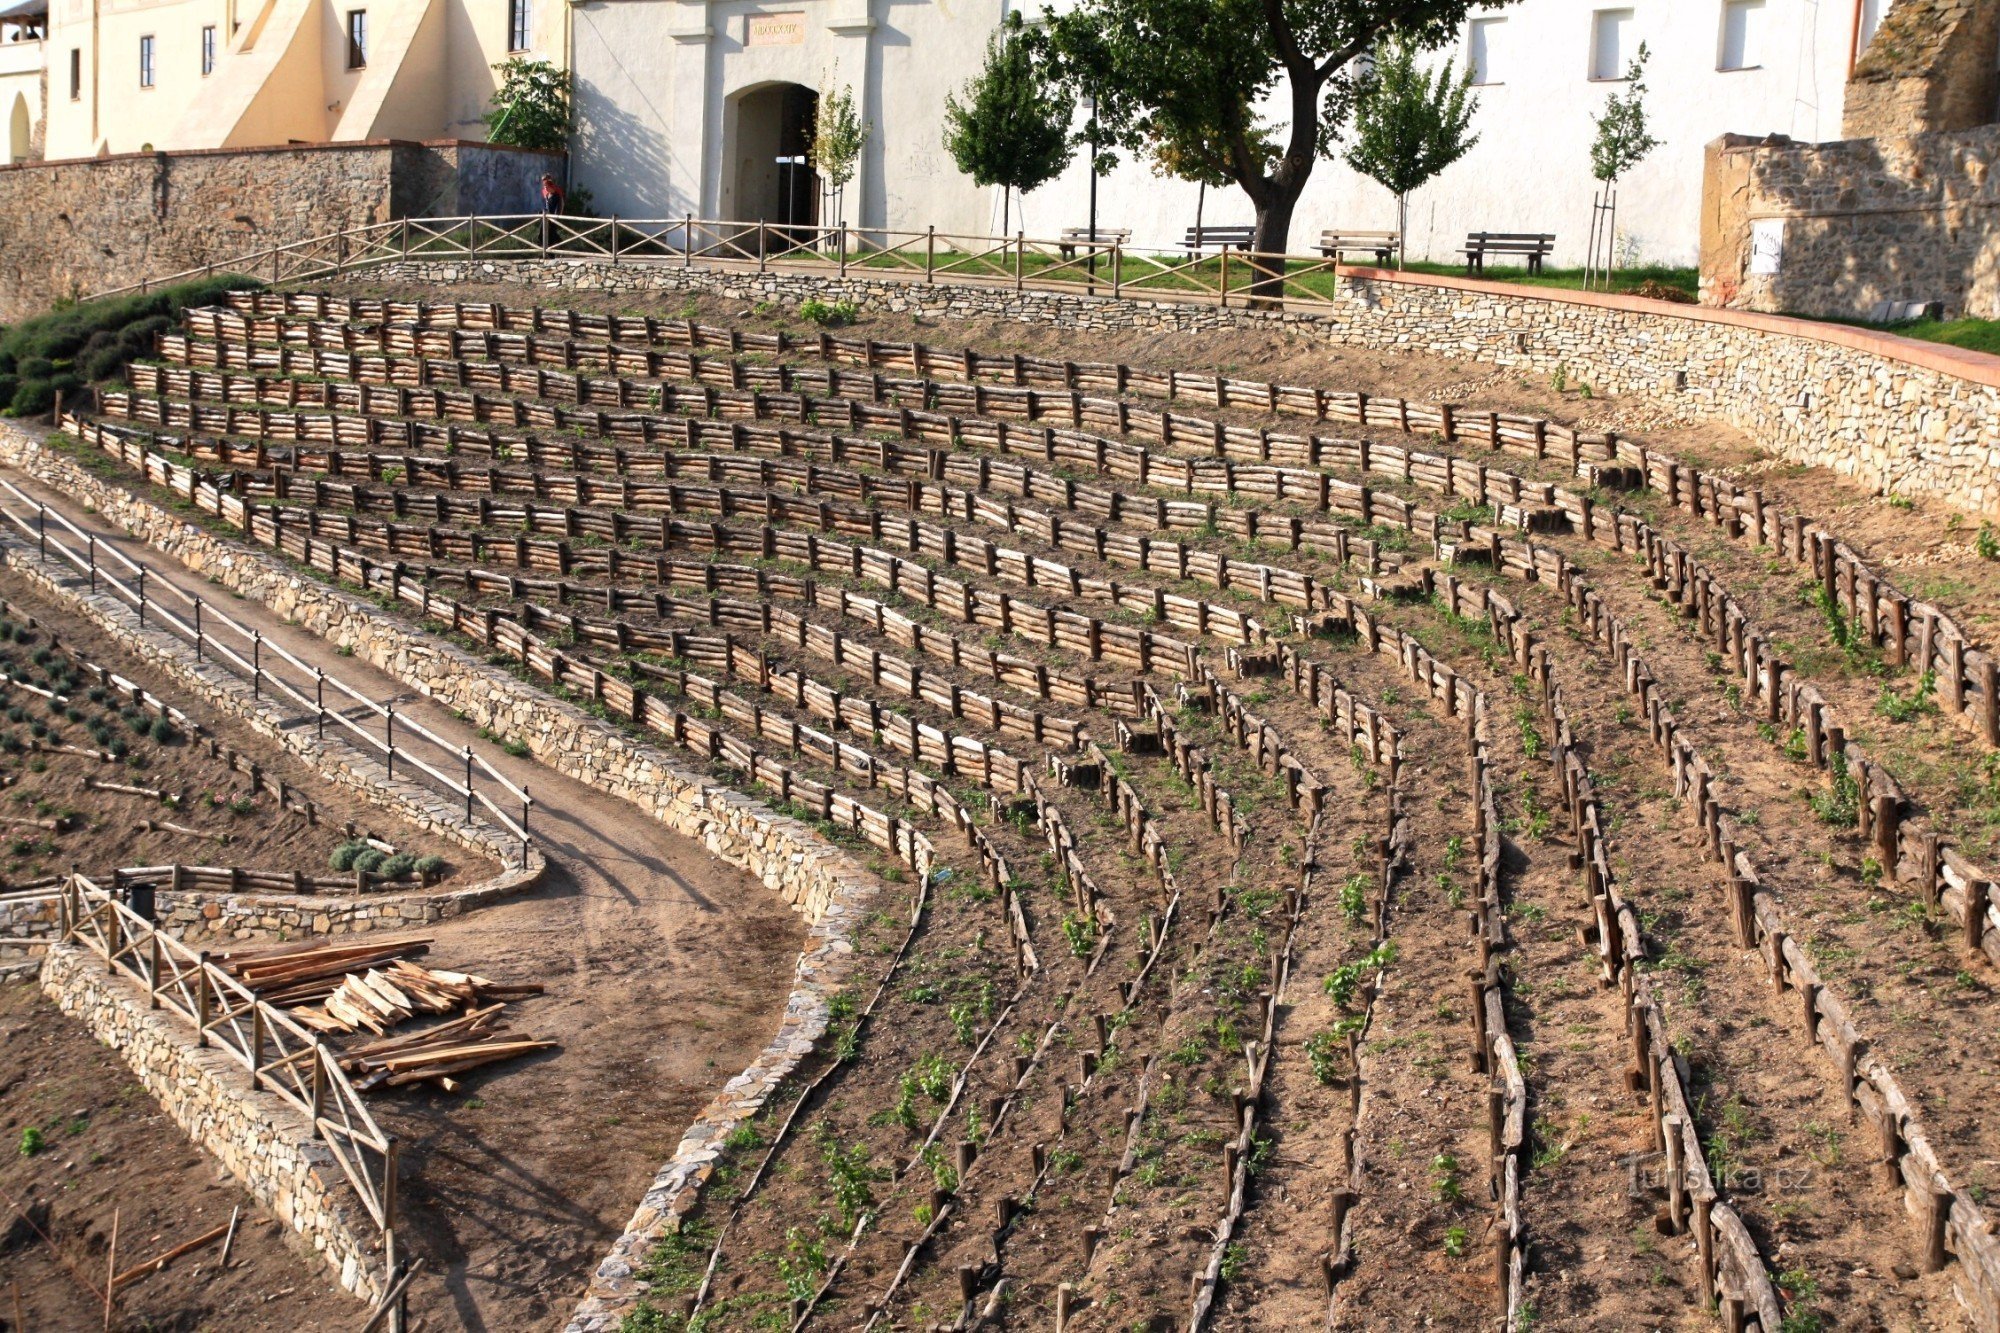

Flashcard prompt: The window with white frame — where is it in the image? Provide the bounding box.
[200,24,215,75]
[1719,0,1765,70]
[508,0,530,51]
[1590,7,1635,80]
[1468,16,1505,85]
[138,34,155,87]
[345,9,367,68]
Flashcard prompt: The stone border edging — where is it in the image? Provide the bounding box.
[38,941,385,1302]
[0,423,888,1333]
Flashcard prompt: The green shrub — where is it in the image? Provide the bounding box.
[0,274,262,417]
[147,716,178,744]
[329,839,369,871]
[413,853,446,877]
[351,848,387,875]
[379,853,417,880]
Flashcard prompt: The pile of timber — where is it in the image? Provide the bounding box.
[215,936,544,1035]
[339,1004,557,1091]
[292,959,541,1036]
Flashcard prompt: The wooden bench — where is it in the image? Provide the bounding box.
[1318,230,1400,265]
[1462,232,1555,274]
[1056,226,1131,259]
[1183,225,1256,256]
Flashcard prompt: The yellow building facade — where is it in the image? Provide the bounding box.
[40,0,562,159]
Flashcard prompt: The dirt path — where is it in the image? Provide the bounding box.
[1,468,813,1332]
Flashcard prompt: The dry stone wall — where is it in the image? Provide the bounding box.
[38,942,385,1301]
[335,255,2000,518]
[1701,127,2000,322]
[1844,0,2000,137]
[0,140,561,320]
[0,421,887,1333]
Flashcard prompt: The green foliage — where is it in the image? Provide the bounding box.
[1023,0,1510,265]
[1589,43,1658,183]
[1304,1029,1343,1084]
[414,853,447,877]
[18,1125,43,1156]
[778,1226,829,1303]
[148,715,179,744]
[1979,522,2000,562]
[798,298,859,328]
[484,57,573,151]
[1444,1223,1468,1257]
[1061,911,1098,957]
[1339,871,1370,926]
[817,1129,883,1229]
[0,274,259,416]
[1343,35,1480,266]
[329,839,370,872]
[1808,752,1861,827]
[379,853,418,881]
[1876,670,1938,722]
[944,13,1075,222]
[1430,1152,1463,1203]
[811,77,870,193]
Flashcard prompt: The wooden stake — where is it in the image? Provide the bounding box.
[103,1206,118,1333]
[219,1204,241,1270]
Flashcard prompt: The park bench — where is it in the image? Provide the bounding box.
[1318,230,1400,265]
[1182,225,1256,256]
[1057,226,1132,259]
[1462,232,1555,274]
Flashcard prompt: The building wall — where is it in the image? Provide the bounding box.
[572,0,1875,267]
[0,138,561,317]
[1700,124,2000,320]
[40,0,560,158]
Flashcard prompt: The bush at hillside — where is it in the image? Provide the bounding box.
[0,274,264,419]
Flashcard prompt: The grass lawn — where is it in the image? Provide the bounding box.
[1391,260,1699,299]
[1865,316,2000,357]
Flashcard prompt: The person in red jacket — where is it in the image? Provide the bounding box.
[539,174,566,215]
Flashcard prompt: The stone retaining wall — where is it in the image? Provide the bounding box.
[331,256,2000,518]
[38,942,384,1301]
[0,422,885,1331]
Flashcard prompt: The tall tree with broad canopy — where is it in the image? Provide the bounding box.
[1023,0,1514,298]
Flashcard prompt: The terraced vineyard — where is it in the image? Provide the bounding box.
[51,288,2000,1331]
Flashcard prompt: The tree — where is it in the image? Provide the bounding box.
[1585,42,1658,284]
[1343,36,1478,268]
[812,77,871,225]
[1025,0,1518,299]
[483,57,573,153]
[1589,42,1658,185]
[944,13,1076,235]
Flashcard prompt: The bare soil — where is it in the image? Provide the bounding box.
[0,569,473,888]
[0,980,362,1332]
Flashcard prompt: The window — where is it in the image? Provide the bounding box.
[345,9,366,68]
[507,0,529,52]
[1719,0,1765,70]
[1467,16,1505,85]
[138,34,155,88]
[1856,0,1884,58]
[67,46,79,99]
[200,24,215,74]
[1590,8,1635,80]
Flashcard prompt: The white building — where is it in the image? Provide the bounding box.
[571,0,1892,267]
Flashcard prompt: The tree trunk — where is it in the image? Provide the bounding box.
[1246,192,1298,306]
[1002,187,1009,238]
[1397,193,1408,271]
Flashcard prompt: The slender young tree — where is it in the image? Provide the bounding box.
[1024,0,1518,299]
[944,13,1076,235]
[1343,35,1479,268]
[811,76,871,225]
[1585,42,1658,282]
[1589,42,1658,186]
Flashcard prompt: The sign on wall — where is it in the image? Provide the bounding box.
[1749,218,1785,276]
[747,12,806,44]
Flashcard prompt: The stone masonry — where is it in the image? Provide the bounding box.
[1700,127,2000,322]
[334,254,2000,518]
[0,422,887,1332]
[39,943,386,1302]
[1845,0,2000,138]
[0,139,562,321]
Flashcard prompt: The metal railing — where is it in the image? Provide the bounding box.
[58,871,398,1238]
[0,478,534,863]
[85,212,1358,312]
